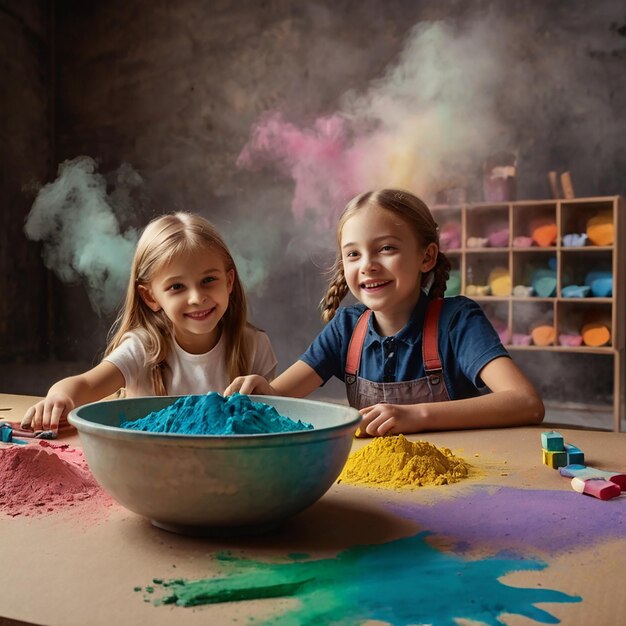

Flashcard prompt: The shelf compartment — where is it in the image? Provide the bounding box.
[511,300,555,347]
[559,249,612,297]
[560,199,615,246]
[512,250,556,297]
[512,202,557,247]
[465,252,510,296]
[465,205,510,248]
[557,301,612,348]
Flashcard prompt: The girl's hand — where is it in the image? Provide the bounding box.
[224,375,275,396]
[22,392,75,432]
[359,403,423,437]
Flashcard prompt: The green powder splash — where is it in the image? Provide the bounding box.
[138,532,580,624]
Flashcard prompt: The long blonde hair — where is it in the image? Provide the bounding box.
[105,212,251,395]
[320,189,451,323]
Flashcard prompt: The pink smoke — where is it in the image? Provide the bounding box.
[237,113,364,228]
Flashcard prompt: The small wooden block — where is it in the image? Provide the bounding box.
[543,448,567,469]
[541,431,564,452]
[564,443,584,465]
[571,477,621,500]
[561,171,575,199]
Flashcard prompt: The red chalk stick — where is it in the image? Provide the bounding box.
[571,477,621,500]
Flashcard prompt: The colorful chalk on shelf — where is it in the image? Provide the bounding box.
[439,222,462,251]
[584,270,613,297]
[586,211,613,246]
[581,322,611,347]
[466,237,488,248]
[512,285,534,297]
[563,443,585,465]
[541,431,564,451]
[558,333,583,347]
[531,324,556,346]
[561,285,591,298]
[512,333,532,346]
[530,268,556,298]
[559,464,626,489]
[445,270,461,297]
[486,227,509,248]
[488,267,511,297]
[513,235,533,248]
[531,223,557,247]
[570,477,621,500]
[562,233,588,247]
[465,284,490,297]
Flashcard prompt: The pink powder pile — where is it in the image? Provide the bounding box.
[0,441,113,518]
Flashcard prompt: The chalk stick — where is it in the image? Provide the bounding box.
[560,464,626,489]
[586,211,613,246]
[571,477,621,500]
[541,431,564,452]
[1,424,13,442]
[581,323,611,348]
[532,325,556,346]
[543,449,567,469]
[532,223,557,247]
[563,443,584,465]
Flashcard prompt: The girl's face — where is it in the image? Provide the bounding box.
[139,246,234,354]
[340,205,436,323]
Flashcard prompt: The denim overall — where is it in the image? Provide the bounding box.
[345,298,451,410]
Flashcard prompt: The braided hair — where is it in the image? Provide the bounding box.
[320,189,451,322]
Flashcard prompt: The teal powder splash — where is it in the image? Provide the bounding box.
[142,532,580,625]
[120,393,313,435]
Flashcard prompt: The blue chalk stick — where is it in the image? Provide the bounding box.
[1,424,13,443]
[564,443,584,465]
[541,431,564,452]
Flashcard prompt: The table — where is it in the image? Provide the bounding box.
[1,393,625,626]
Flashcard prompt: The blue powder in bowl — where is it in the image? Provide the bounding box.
[120,392,314,435]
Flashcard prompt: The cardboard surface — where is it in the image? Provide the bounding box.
[1,393,625,626]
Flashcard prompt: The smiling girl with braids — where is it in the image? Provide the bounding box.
[226,189,544,436]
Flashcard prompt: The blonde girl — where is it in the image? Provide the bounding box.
[226,189,544,436]
[24,212,276,431]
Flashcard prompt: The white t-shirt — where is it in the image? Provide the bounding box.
[104,327,277,397]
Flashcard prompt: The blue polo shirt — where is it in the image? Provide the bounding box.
[299,295,509,400]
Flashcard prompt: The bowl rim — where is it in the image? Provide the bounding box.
[68,394,361,443]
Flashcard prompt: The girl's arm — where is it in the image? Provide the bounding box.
[360,356,545,436]
[22,361,126,431]
[224,360,324,398]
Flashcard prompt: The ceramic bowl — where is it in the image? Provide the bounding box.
[69,395,360,535]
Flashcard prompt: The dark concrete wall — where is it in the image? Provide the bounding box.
[0,1,51,361]
[2,0,625,404]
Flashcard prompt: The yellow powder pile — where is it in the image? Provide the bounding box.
[338,434,470,488]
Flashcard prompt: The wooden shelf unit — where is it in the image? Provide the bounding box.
[432,196,625,432]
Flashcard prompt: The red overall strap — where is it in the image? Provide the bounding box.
[345,310,372,376]
[423,297,443,373]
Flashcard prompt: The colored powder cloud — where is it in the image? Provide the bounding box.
[237,20,512,225]
[142,532,580,624]
[238,13,625,227]
[24,156,140,315]
[387,486,626,554]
